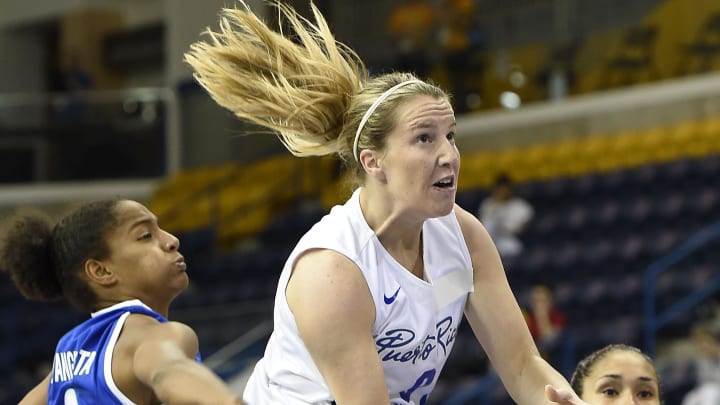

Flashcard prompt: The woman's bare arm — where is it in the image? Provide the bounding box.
[455,205,588,405]
[132,321,244,405]
[287,249,391,405]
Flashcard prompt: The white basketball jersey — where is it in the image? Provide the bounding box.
[243,188,474,405]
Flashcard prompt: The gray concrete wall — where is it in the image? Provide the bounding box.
[456,71,720,152]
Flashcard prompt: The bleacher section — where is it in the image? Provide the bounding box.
[148,155,340,250]
[148,114,720,250]
[431,153,720,404]
[424,0,720,112]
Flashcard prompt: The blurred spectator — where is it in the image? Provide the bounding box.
[61,49,94,92]
[523,284,567,364]
[534,41,581,101]
[682,324,720,405]
[437,0,485,113]
[386,0,437,78]
[56,49,94,121]
[478,173,534,258]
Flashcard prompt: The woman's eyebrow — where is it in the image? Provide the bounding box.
[128,216,157,232]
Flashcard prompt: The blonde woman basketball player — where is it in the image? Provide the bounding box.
[186,2,591,404]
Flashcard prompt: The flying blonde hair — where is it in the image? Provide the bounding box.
[185,0,365,157]
[185,0,447,175]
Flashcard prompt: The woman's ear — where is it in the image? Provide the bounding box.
[84,259,117,286]
[359,149,387,183]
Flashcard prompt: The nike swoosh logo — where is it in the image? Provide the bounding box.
[384,287,400,304]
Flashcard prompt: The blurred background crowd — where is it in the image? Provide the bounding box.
[1,0,720,403]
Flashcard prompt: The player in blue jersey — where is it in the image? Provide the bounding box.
[1,199,244,405]
[186,1,592,404]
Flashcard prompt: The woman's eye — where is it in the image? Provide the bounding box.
[601,388,619,397]
[638,390,654,398]
[417,134,431,143]
[138,233,152,241]
[446,132,456,141]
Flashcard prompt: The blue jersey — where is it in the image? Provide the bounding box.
[47,299,198,404]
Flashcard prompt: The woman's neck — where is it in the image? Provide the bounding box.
[359,188,425,277]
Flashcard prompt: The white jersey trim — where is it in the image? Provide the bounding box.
[103,311,139,405]
[91,299,149,318]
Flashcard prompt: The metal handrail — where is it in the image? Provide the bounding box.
[643,220,720,357]
[203,319,274,371]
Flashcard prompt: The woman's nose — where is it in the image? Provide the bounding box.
[165,233,180,251]
[439,140,459,167]
[623,393,638,405]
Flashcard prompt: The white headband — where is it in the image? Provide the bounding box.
[353,79,423,161]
